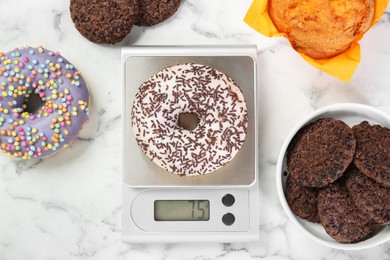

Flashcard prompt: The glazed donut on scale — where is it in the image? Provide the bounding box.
[131,63,248,176]
[0,47,89,159]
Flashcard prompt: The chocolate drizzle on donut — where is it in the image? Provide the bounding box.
[131,63,248,176]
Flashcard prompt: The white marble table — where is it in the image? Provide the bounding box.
[0,0,389,259]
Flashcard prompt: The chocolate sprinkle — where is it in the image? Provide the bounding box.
[131,63,248,176]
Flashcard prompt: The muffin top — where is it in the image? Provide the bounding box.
[269,0,375,59]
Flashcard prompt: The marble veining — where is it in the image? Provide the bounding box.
[0,0,389,259]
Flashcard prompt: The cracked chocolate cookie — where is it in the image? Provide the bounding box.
[318,179,375,243]
[135,0,180,26]
[346,166,390,225]
[352,121,390,188]
[70,0,139,44]
[287,118,356,187]
[285,174,320,223]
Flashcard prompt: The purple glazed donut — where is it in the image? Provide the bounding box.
[0,47,89,159]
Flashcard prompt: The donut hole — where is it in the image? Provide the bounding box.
[23,92,45,114]
[178,112,200,131]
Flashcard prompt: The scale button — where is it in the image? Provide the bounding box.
[222,213,235,226]
[222,194,235,207]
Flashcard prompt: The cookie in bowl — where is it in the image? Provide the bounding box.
[276,104,390,249]
[346,166,390,225]
[318,177,376,243]
[285,174,320,223]
[352,121,390,188]
[286,117,356,188]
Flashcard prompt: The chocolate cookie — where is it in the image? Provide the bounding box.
[346,166,390,225]
[285,175,320,223]
[287,118,356,187]
[135,0,180,26]
[317,180,375,243]
[70,0,139,44]
[352,121,390,188]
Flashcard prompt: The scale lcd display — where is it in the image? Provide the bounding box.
[154,200,210,221]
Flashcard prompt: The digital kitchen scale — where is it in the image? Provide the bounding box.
[121,45,259,242]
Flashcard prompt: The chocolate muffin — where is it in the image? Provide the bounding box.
[346,166,390,225]
[268,0,375,59]
[70,0,139,44]
[352,121,390,188]
[317,179,375,243]
[287,118,356,187]
[285,175,320,223]
[135,0,181,26]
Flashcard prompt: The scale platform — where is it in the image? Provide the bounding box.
[121,45,259,242]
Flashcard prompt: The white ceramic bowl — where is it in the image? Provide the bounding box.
[276,103,390,250]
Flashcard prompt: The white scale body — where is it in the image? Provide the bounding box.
[121,45,259,243]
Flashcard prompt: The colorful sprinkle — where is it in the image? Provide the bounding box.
[0,47,89,159]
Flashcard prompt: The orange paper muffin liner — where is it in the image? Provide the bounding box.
[244,0,390,82]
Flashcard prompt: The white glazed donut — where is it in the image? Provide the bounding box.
[131,63,248,176]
